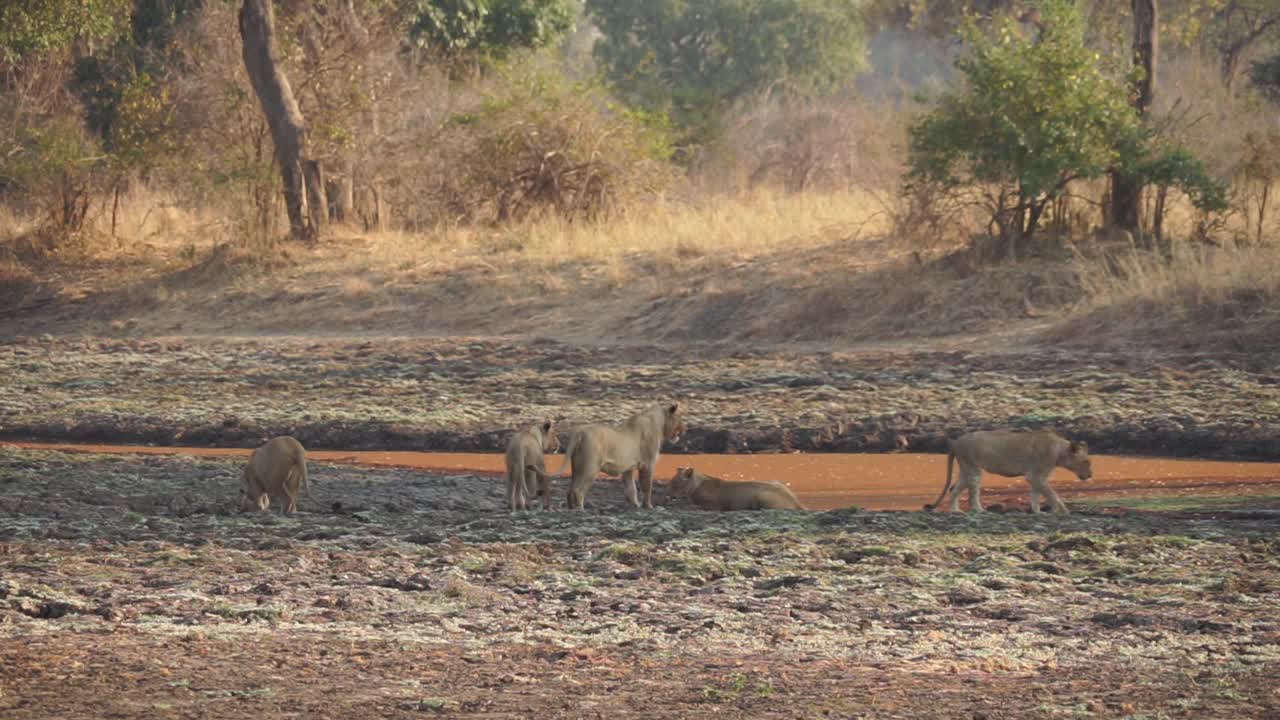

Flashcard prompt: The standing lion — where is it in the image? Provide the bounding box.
[505,419,560,511]
[537,403,685,510]
[927,429,1092,513]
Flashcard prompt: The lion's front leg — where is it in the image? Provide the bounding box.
[1029,472,1068,513]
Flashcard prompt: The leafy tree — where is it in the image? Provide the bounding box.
[401,0,574,59]
[907,0,1225,253]
[865,0,1018,35]
[1249,50,1280,102]
[906,0,1135,249]
[0,0,131,67]
[586,0,869,144]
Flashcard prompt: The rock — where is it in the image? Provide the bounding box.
[944,583,992,606]
[754,575,817,591]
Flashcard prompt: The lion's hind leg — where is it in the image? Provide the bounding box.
[506,466,525,512]
[621,468,639,508]
[951,464,983,512]
[567,462,595,511]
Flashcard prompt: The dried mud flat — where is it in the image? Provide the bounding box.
[2,447,1279,718]
[1,336,1278,459]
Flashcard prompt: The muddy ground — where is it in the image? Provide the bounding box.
[1,336,1278,459]
[1,447,1278,718]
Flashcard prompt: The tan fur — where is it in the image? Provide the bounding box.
[927,430,1092,514]
[667,467,805,511]
[242,436,309,513]
[504,419,560,511]
[535,403,684,510]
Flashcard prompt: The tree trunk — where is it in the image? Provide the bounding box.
[303,159,328,233]
[362,99,387,232]
[1258,182,1270,244]
[1222,45,1243,93]
[1153,184,1167,247]
[1024,200,1045,246]
[1110,0,1158,241]
[239,0,323,241]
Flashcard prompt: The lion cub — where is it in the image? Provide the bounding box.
[667,467,806,511]
[505,419,560,511]
[927,429,1092,514]
[242,436,310,513]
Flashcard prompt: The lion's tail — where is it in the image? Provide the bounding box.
[926,443,956,512]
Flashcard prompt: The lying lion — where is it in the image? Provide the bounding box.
[504,419,559,511]
[538,403,685,510]
[667,467,806,510]
[926,429,1092,514]
[241,436,310,513]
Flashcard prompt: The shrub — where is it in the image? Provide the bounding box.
[906,0,1230,255]
[428,68,677,224]
[905,0,1134,255]
[2,116,105,241]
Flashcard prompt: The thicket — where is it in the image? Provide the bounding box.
[0,0,1277,263]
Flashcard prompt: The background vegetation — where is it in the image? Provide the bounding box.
[2,0,1279,348]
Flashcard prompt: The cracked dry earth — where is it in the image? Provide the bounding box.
[1,448,1278,718]
[1,336,1278,459]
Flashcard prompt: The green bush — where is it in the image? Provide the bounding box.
[905,0,1228,253]
[905,0,1134,251]
[2,116,105,239]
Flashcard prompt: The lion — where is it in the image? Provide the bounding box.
[535,403,685,510]
[925,429,1092,514]
[241,436,310,513]
[504,419,560,511]
[667,467,806,510]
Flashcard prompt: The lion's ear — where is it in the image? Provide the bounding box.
[542,419,553,433]
[668,402,679,415]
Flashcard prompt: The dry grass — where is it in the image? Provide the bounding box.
[3,180,1278,352]
[1054,241,1280,350]
[360,188,890,271]
[0,259,39,305]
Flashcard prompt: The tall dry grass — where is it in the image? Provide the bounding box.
[360,188,892,272]
[1056,240,1280,348]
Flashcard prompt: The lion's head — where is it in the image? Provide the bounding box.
[667,466,700,497]
[539,418,561,453]
[663,402,685,442]
[1063,440,1092,481]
